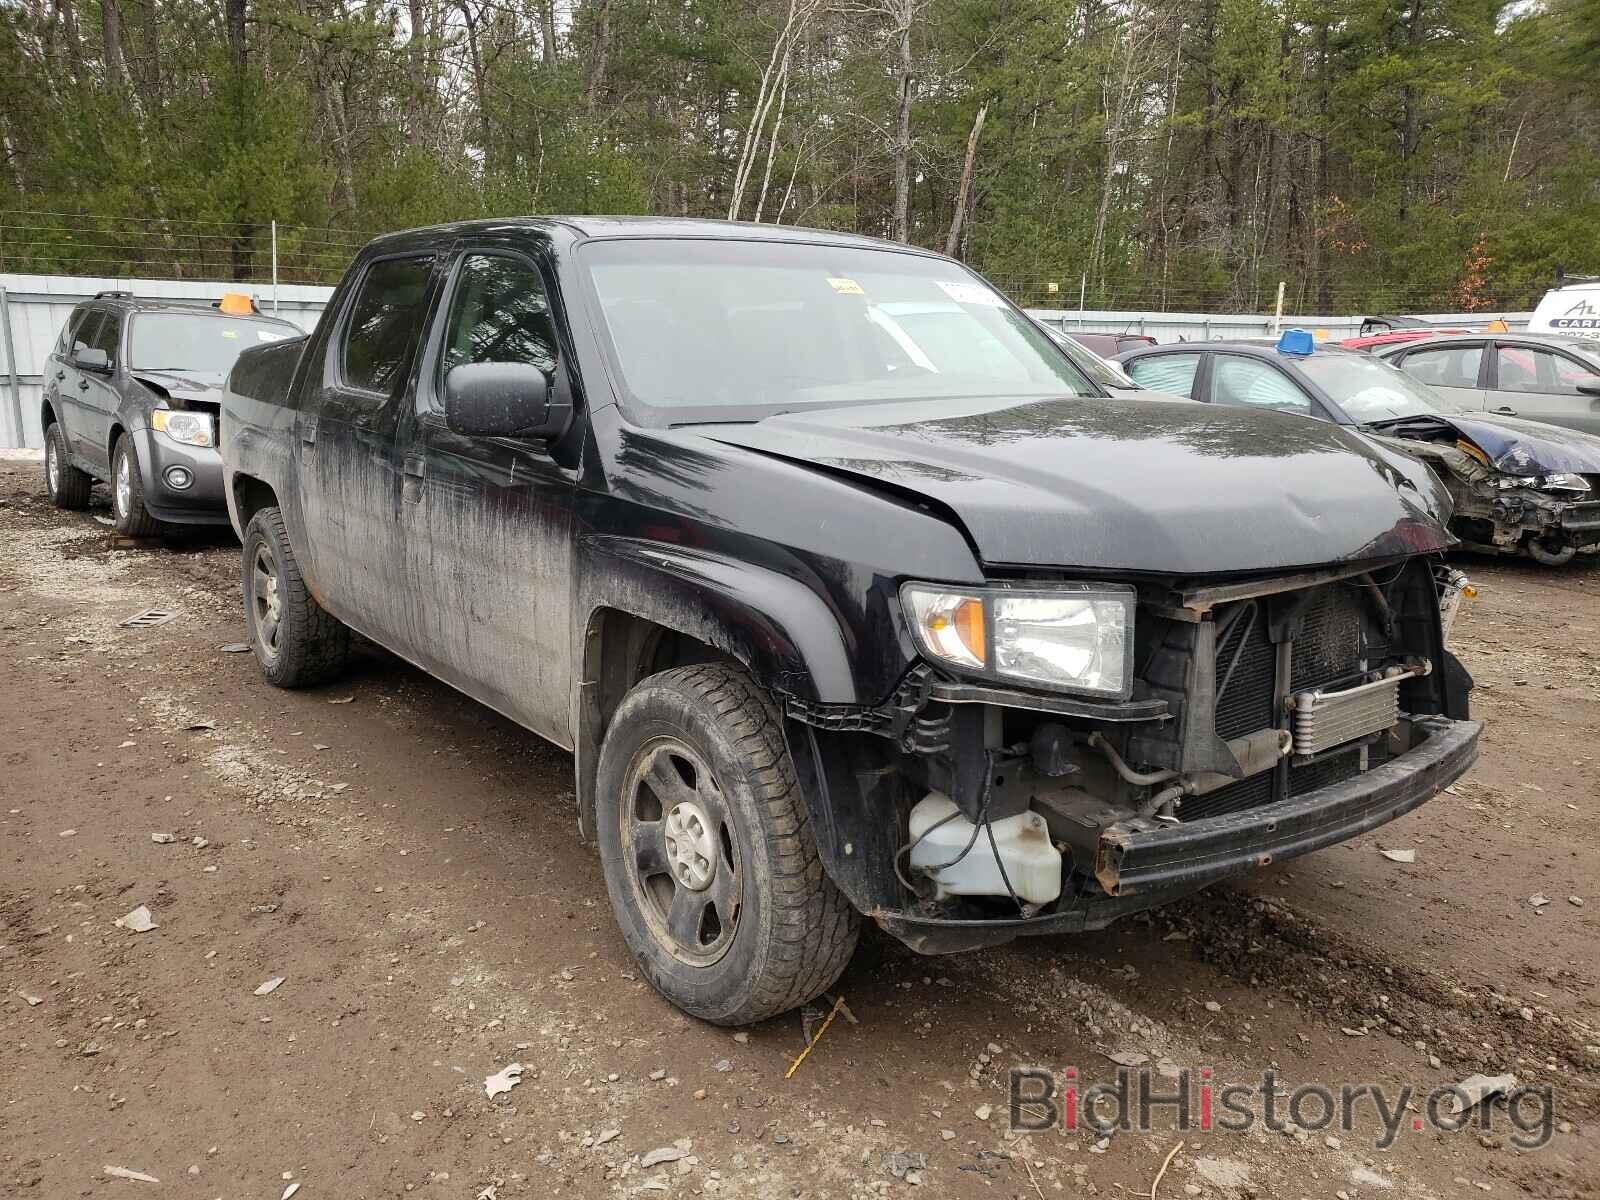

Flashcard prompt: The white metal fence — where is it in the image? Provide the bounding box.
[0,270,1536,449]
[1,273,334,449]
[1026,307,1532,344]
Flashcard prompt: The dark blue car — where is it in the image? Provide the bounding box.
[1120,334,1600,565]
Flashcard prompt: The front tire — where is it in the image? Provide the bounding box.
[595,663,860,1025]
[241,506,351,687]
[44,423,93,510]
[111,435,162,537]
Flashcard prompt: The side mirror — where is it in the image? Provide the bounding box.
[73,347,111,373]
[443,363,559,438]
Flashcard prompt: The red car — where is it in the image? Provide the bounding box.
[1340,329,1469,352]
[1064,331,1158,358]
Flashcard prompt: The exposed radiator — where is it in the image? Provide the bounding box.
[1289,663,1428,757]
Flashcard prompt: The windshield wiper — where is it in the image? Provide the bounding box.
[1362,414,1444,429]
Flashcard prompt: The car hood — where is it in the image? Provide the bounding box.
[132,368,226,406]
[697,395,1453,574]
[1442,413,1600,476]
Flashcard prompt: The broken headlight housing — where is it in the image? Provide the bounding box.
[1495,472,1590,494]
[151,408,215,448]
[901,582,1136,699]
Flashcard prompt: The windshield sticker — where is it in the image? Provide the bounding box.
[937,280,1005,307]
[220,329,238,338]
[827,276,865,295]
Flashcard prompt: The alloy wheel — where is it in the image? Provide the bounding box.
[620,737,743,967]
[251,543,284,659]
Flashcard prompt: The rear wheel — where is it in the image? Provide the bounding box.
[44,423,92,510]
[110,435,162,537]
[595,663,860,1025]
[241,506,351,687]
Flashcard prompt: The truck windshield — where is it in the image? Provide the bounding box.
[130,313,297,374]
[582,239,1093,420]
[1296,352,1442,423]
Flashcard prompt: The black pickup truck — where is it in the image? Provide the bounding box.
[221,217,1480,1024]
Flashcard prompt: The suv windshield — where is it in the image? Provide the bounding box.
[130,312,297,374]
[1296,352,1442,423]
[582,239,1092,420]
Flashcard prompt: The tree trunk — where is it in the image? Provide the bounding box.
[225,0,251,280]
[586,0,612,112]
[407,0,427,147]
[890,0,914,243]
[944,102,986,257]
[1398,0,1426,223]
[457,0,490,154]
[55,0,84,80]
[101,0,126,87]
[540,0,557,68]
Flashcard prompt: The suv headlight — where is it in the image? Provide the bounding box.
[901,582,1136,699]
[152,409,215,448]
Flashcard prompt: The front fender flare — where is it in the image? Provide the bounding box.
[573,536,863,841]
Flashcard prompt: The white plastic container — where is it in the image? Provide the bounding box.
[908,792,1063,906]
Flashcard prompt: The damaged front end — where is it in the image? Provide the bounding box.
[1369,425,1600,566]
[784,558,1480,954]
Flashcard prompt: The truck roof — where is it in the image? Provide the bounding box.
[362,215,919,255]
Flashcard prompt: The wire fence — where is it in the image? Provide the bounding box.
[0,209,1554,315]
[0,210,368,285]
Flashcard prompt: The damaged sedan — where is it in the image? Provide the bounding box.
[221,219,1480,1024]
[1122,333,1600,566]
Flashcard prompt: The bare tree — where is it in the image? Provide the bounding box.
[944,102,986,257]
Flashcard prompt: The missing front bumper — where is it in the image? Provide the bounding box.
[1097,715,1479,895]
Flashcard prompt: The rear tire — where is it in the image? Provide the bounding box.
[110,435,163,537]
[241,506,351,687]
[595,663,860,1025]
[44,423,92,510]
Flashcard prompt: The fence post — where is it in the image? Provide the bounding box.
[0,286,23,450]
[271,220,279,314]
[1272,280,1286,333]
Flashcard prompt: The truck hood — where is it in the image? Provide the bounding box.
[1432,413,1600,476]
[132,368,226,406]
[697,395,1453,574]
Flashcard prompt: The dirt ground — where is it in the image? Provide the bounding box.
[1,451,1595,1200]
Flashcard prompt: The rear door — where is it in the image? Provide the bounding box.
[48,308,92,460]
[398,244,579,746]
[1208,354,1321,418]
[1486,341,1600,434]
[295,251,444,658]
[1388,342,1487,413]
[77,308,124,473]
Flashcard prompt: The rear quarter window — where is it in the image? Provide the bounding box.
[340,255,435,395]
[1127,353,1201,397]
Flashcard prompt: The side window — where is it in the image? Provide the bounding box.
[1399,345,1482,389]
[56,309,87,356]
[1212,357,1313,416]
[1497,345,1595,395]
[341,255,435,395]
[70,312,103,356]
[438,254,558,399]
[87,311,122,361]
[1127,353,1201,397]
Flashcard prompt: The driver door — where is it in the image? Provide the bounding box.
[398,244,580,747]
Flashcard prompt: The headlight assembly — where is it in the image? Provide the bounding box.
[901,582,1135,699]
[151,409,215,448]
[1540,472,1590,494]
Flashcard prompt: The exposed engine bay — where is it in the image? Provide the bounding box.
[786,557,1477,951]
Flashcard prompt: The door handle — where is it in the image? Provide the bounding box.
[55,370,65,381]
[300,416,317,445]
[402,455,425,504]
[77,379,90,390]
[1490,406,1516,415]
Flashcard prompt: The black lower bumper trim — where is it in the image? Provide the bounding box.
[1099,716,1479,895]
[1557,502,1600,534]
[872,716,1479,955]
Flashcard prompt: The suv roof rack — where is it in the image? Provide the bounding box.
[94,289,134,299]
[1554,266,1600,288]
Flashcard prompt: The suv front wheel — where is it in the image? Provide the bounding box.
[595,663,860,1025]
[110,435,162,537]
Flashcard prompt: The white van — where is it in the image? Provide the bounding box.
[1529,274,1600,333]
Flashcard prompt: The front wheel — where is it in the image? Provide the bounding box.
[241,506,351,687]
[595,664,860,1025]
[110,435,162,537]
